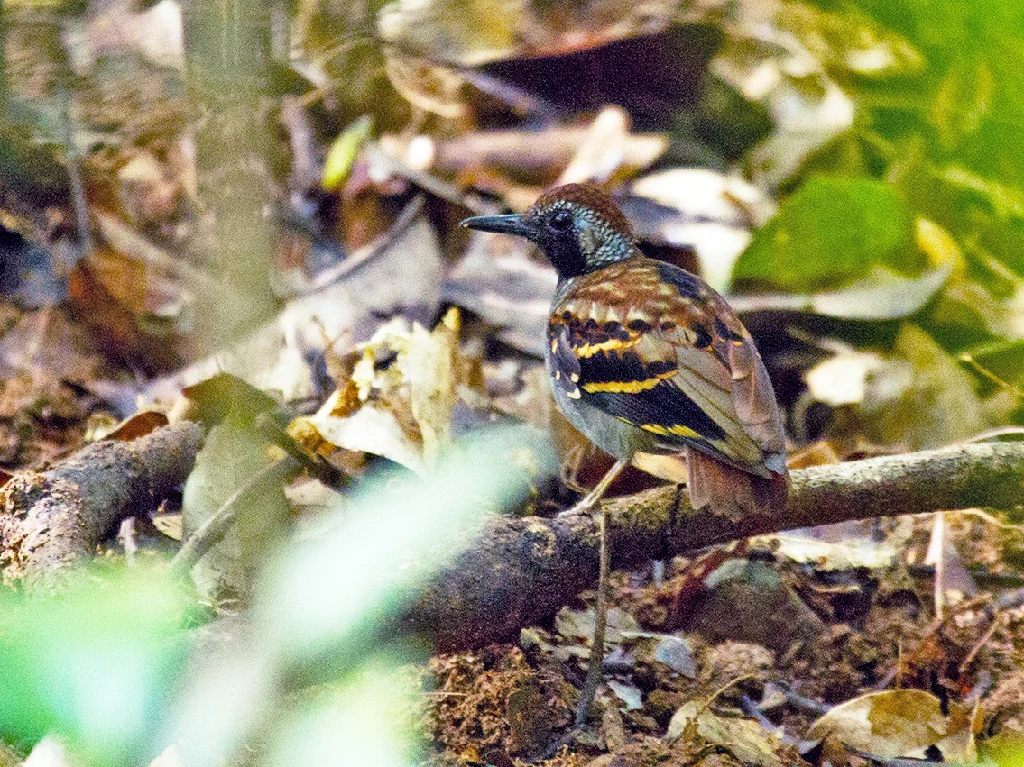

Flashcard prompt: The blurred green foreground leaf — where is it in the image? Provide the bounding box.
[0,569,184,765]
[0,425,554,766]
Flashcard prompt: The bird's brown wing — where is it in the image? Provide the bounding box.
[549,259,785,477]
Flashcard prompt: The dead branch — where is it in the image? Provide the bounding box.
[0,422,205,591]
[401,442,1024,652]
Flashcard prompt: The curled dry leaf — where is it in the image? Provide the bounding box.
[304,308,464,473]
[86,410,169,443]
[557,106,658,187]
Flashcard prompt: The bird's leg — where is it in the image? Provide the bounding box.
[567,458,627,726]
[559,458,627,517]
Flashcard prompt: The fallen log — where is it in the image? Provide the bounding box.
[0,422,205,591]
[401,442,1024,651]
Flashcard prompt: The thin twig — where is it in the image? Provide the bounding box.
[60,87,93,257]
[575,504,607,726]
[301,194,425,294]
[959,618,998,674]
[777,685,831,716]
[254,413,349,490]
[170,457,302,578]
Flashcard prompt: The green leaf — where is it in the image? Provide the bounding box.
[321,115,373,192]
[255,425,556,668]
[169,426,557,767]
[941,165,1024,220]
[932,59,993,149]
[862,324,987,449]
[181,415,292,601]
[734,176,915,291]
[0,569,184,765]
[264,655,420,767]
[962,338,1024,393]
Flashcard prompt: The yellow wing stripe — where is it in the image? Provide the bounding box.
[574,336,640,358]
[640,423,702,439]
[581,369,676,394]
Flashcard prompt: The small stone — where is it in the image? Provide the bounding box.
[681,559,825,652]
[653,635,697,678]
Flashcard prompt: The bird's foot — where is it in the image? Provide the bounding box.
[558,496,598,517]
[557,459,628,518]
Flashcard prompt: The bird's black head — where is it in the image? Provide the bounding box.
[461,183,635,280]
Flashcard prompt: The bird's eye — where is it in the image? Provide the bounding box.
[549,209,573,231]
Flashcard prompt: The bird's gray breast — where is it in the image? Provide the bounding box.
[545,323,647,461]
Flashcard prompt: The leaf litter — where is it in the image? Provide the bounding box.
[1,0,1024,765]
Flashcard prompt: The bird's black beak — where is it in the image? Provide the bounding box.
[461,213,537,241]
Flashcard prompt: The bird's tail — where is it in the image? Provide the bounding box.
[685,448,788,520]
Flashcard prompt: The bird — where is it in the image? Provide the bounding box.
[462,182,788,520]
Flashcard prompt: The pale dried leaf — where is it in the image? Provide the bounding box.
[653,635,697,678]
[607,679,643,711]
[555,606,640,644]
[632,168,774,292]
[805,350,885,406]
[667,701,786,767]
[402,308,461,463]
[807,689,947,758]
[770,534,896,570]
[311,396,426,474]
[558,106,636,186]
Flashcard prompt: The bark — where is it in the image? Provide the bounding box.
[0,422,205,591]
[401,442,1024,652]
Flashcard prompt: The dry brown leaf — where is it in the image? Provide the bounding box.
[87,410,169,442]
[806,689,978,759]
